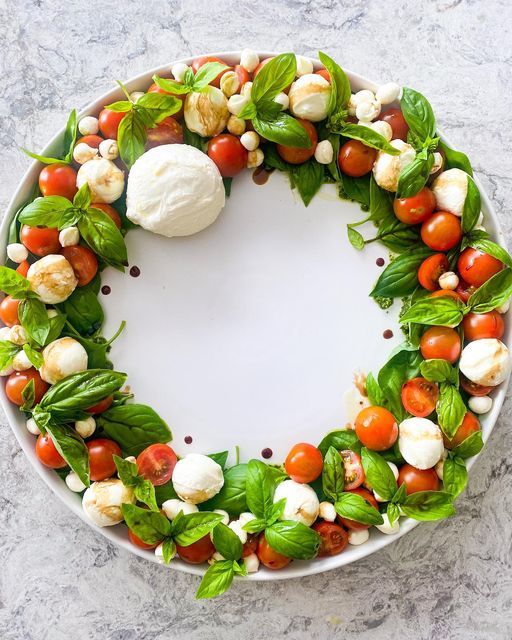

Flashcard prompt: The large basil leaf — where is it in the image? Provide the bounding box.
[335,492,383,525]
[0,266,34,299]
[18,196,70,228]
[436,383,466,439]
[117,110,146,168]
[79,207,128,267]
[438,140,473,176]
[195,560,236,600]
[399,296,465,328]
[292,159,325,206]
[342,123,400,154]
[400,87,436,143]
[58,280,104,335]
[122,503,172,544]
[251,53,296,103]
[322,446,345,501]
[18,298,51,346]
[401,490,455,521]
[443,456,468,498]
[361,448,398,501]
[265,520,321,560]
[318,51,350,114]
[245,459,275,520]
[371,247,433,298]
[201,464,248,516]
[172,512,223,546]
[253,114,312,148]
[44,419,90,487]
[461,176,481,234]
[212,522,243,561]
[467,268,512,313]
[318,429,361,457]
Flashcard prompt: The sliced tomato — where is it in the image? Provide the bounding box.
[339,450,364,490]
[418,254,449,291]
[401,377,439,418]
[137,444,177,486]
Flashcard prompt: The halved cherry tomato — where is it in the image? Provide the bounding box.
[276,119,317,165]
[234,64,251,87]
[137,444,177,486]
[86,395,114,414]
[455,278,476,303]
[6,368,49,406]
[377,108,409,141]
[0,296,20,327]
[128,528,161,550]
[316,68,331,82]
[257,534,291,569]
[284,442,323,484]
[398,464,439,494]
[146,116,184,149]
[460,374,493,397]
[443,411,480,449]
[21,225,61,257]
[91,203,122,230]
[176,534,215,564]
[312,521,348,557]
[16,261,30,277]
[147,82,186,119]
[338,140,377,177]
[430,289,463,301]
[242,534,259,558]
[86,438,122,481]
[76,134,104,149]
[339,450,365,489]
[191,56,231,88]
[462,311,504,341]
[207,134,248,177]
[337,487,378,530]
[98,108,126,140]
[61,245,98,287]
[421,212,462,251]
[355,406,398,451]
[420,326,461,363]
[393,187,436,225]
[401,377,439,418]
[39,164,78,200]
[457,248,503,287]
[36,433,67,469]
[418,253,449,291]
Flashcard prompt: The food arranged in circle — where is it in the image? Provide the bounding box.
[3,50,512,599]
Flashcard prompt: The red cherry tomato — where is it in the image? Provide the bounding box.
[176,534,215,564]
[98,108,126,140]
[21,225,61,257]
[6,369,49,406]
[242,534,259,558]
[36,433,67,469]
[312,521,348,557]
[207,134,248,177]
[338,140,377,177]
[276,119,317,165]
[457,248,503,287]
[146,116,184,149]
[420,327,461,363]
[137,444,178,486]
[443,411,480,449]
[455,277,477,303]
[337,487,378,530]
[460,374,493,397]
[430,289,463,301]
[339,450,365,490]
[91,203,122,230]
[398,464,439,494]
[76,134,104,149]
[147,82,186,119]
[86,395,114,414]
[284,442,324,484]
[0,296,20,327]
[234,64,251,87]
[61,245,98,287]
[316,69,331,82]
[421,212,462,252]
[39,164,78,200]
[355,406,398,451]
[401,377,439,418]
[128,528,161,550]
[16,261,30,278]
[257,534,291,570]
[86,438,122,481]
[418,253,449,291]
[377,108,409,141]
[393,187,436,225]
[462,311,505,341]
[191,56,231,88]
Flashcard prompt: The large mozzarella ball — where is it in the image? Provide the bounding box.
[39,337,88,384]
[82,479,135,527]
[184,86,229,138]
[76,157,125,204]
[431,168,468,217]
[459,339,512,387]
[398,417,444,470]
[27,254,77,304]
[273,479,319,526]
[172,453,224,504]
[288,74,332,122]
[373,139,416,192]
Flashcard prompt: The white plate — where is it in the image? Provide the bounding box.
[2,52,510,580]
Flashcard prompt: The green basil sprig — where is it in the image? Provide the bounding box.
[399,296,466,328]
[22,109,78,165]
[113,455,158,511]
[370,247,433,298]
[436,382,466,440]
[462,229,512,268]
[153,62,229,96]
[443,456,468,498]
[420,359,458,386]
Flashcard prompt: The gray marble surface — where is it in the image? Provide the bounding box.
[1,1,512,638]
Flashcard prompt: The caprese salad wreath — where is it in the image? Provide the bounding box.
[3,51,512,599]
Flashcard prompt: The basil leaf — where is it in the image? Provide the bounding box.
[21,378,36,411]
[44,419,90,487]
[0,341,20,371]
[113,455,158,511]
[361,448,398,501]
[208,450,229,470]
[437,383,466,439]
[58,281,104,335]
[292,159,325,206]
[461,176,481,233]
[399,296,465,328]
[265,521,320,560]
[253,114,312,148]
[467,268,512,313]
[464,231,512,269]
[161,538,176,564]
[387,502,401,526]
[401,490,455,521]
[18,196,70,227]
[0,266,33,299]
[152,75,191,95]
[318,51,350,114]
[341,123,400,154]
[377,347,422,421]
[117,110,146,168]
[347,226,365,250]
[105,100,134,113]
[365,372,385,406]
[322,446,345,501]
[245,459,275,520]
[318,429,361,457]
[122,503,172,544]
[212,522,243,561]
[201,464,248,516]
[443,456,468,498]
[23,344,44,369]
[396,153,433,198]
[223,177,233,197]
[369,176,393,222]
[237,100,259,121]
[371,248,433,298]
[135,93,181,123]
[73,182,92,210]
[451,431,484,459]
[372,216,420,253]
[251,53,296,103]
[97,403,171,457]
[340,174,371,208]
[79,208,128,267]
[18,298,51,346]
[438,140,473,176]
[420,359,458,385]
[190,62,228,90]
[335,492,384,525]
[400,87,436,143]
[195,560,235,600]
[391,482,407,505]
[62,109,79,163]
[172,512,223,546]
[154,481,178,505]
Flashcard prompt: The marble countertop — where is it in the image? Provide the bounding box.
[1,1,512,638]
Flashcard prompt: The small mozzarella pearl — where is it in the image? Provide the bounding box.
[244,552,260,573]
[78,116,99,136]
[129,91,144,103]
[295,55,314,77]
[162,499,198,519]
[227,115,246,135]
[213,509,230,525]
[171,62,190,83]
[75,416,96,438]
[228,520,248,544]
[348,529,370,545]
[59,226,80,247]
[238,512,256,527]
[240,49,259,73]
[6,243,28,264]
[319,501,336,522]
[348,90,375,116]
[241,81,253,98]
[375,513,400,535]
[12,350,32,372]
[314,140,334,165]
[9,325,28,346]
[370,120,393,141]
[375,82,401,105]
[247,149,264,168]
[497,299,510,314]
[227,94,250,116]
[240,131,260,151]
[356,99,381,122]
[468,395,493,414]
[439,271,459,290]
[65,471,86,493]
[220,71,240,98]
[274,92,289,111]
[73,142,98,164]
[26,417,40,435]
[99,139,119,161]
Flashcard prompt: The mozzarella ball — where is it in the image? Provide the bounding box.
[348,90,375,116]
[468,395,493,415]
[295,55,314,77]
[73,142,98,165]
[171,62,190,83]
[99,139,119,161]
[227,93,250,116]
[430,151,444,175]
[240,49,259,73]
[355,99,381,122]
[59,226,80,247]
[247,149,264,168]
[375,513,400,535]
[82,479,135,527]
[39,337,88,385]
[438,271,459,290]
[240,131,260,151]
[274,92,290,111]
[238,511,257,528]
[375,82,401,105]
[8,325,28,346]
[172,453,224,504]
[162,498,199,520]
[75,416,96,438]
[369,120,393,141]
[319,501,336,522]
[243,552,260,573]
[76,157,125,204]
[7,243,28,264]
[185,86,229,137]
[435,451,447,480]
[227,115,246,136]
[288,74,331,122]
[460,339,512,387]
[0,327,11,340]
[27,255,77,304]
[373,139,416,192]
[228,519,248,544]
[154,542,166,564]
[26,417,40,435]
[348,529,369,545]
[398,417,444,470]
[432,168,468,217]
[78,116,99,136]
[220,71,240,98]
[273,479,319,527]
[12,350,32,372]
[343,385,371,426]
[66,471,87,493]
[241,82,253,99]
[213,509,230,525]
[129,91,145,103]
[314,139,334,165]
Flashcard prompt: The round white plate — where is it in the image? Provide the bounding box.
[3,52,510,580]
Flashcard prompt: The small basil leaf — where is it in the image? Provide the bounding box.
[253,114,312,149]
[420,359,458,385]
[44,419,90,487]
[467,268,512,313]
[396,153,433,198]
[464,231,512,269]
[340,174,371,208]
[172,512,223,546]
[400,87,436,143]
[18,298,51,346]
[461,176,481,233]
[135,93,181,123]
[0,266,33,299]
[318,51,350,114]
[201,464,248,516]
[387,502,400,526]
[451,431,484,459]
[251,53,296,104]
[401,490,455,521]
[365,372,385,406]
[399,296,465,328]
[377,347,422,421]
[20,377,36,411]
[292,159,325,206]
[192,62,229,91]
[341,123,400,154]
[117,110,147,168]
[212,522,243,561]
[0,341,21,371]
[151,75,191,95]
[122,503,172,544]
[335,492,384,525]
[245,459,275,520]
[265,520,321,560]
[23,344,44,369]
[318,430,361,457]
[73,182,92,210]
[195,560,236,600]
[18,196,70,227]
[443,456,468,498]
[208,451,229,470]
[361,448,398,502]
[161,538,176,564]
[437,383,466,440]
[58,280,104,335]
[438,140,473,176]
[322,446,345,501]
[347,226,365,250]
[79,208,128,267]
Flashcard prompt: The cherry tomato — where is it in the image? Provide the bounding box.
[234,64,251,87]
[191,56,231,88]
[276,119,317,165]
[16,261,30,278]
[61,245,98,287]
[91,203,122,230]
[76,134,104,149]
[86,395,114,414]
[21,225,61,257]
[98,108,126,140]
[146,116,184,150]
[207,134,248,177]
[430,289,463,302]
[176,534,215,564]
[420,326,461,363]
[137,444,178,486]
[257,534,291,570]
[418,253,449,291]
[128,528,161,550]
[284,442,323,484]
[147,82,186,119]
[339,450,365,490]
[316,69,331,82]
[338,140,377,177]
[35,433,67,469]
[462,311,505,341]
[355,406,398,451]
[460,374,493,397]
[242,534,259,558]
[420,212,462,252]
[443,411,480,449]
[337,487,378,530]
[398,464,439,494]
[0,296,20,327]
[5,368,49,406]
[377,108,409,141]
[401,377,439,418]
[455,277,477,303]
[86,438,122,481]
[458,248,503,287]
[312,521,348,557]
[39,164,78,200]
[393,187,436,225]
